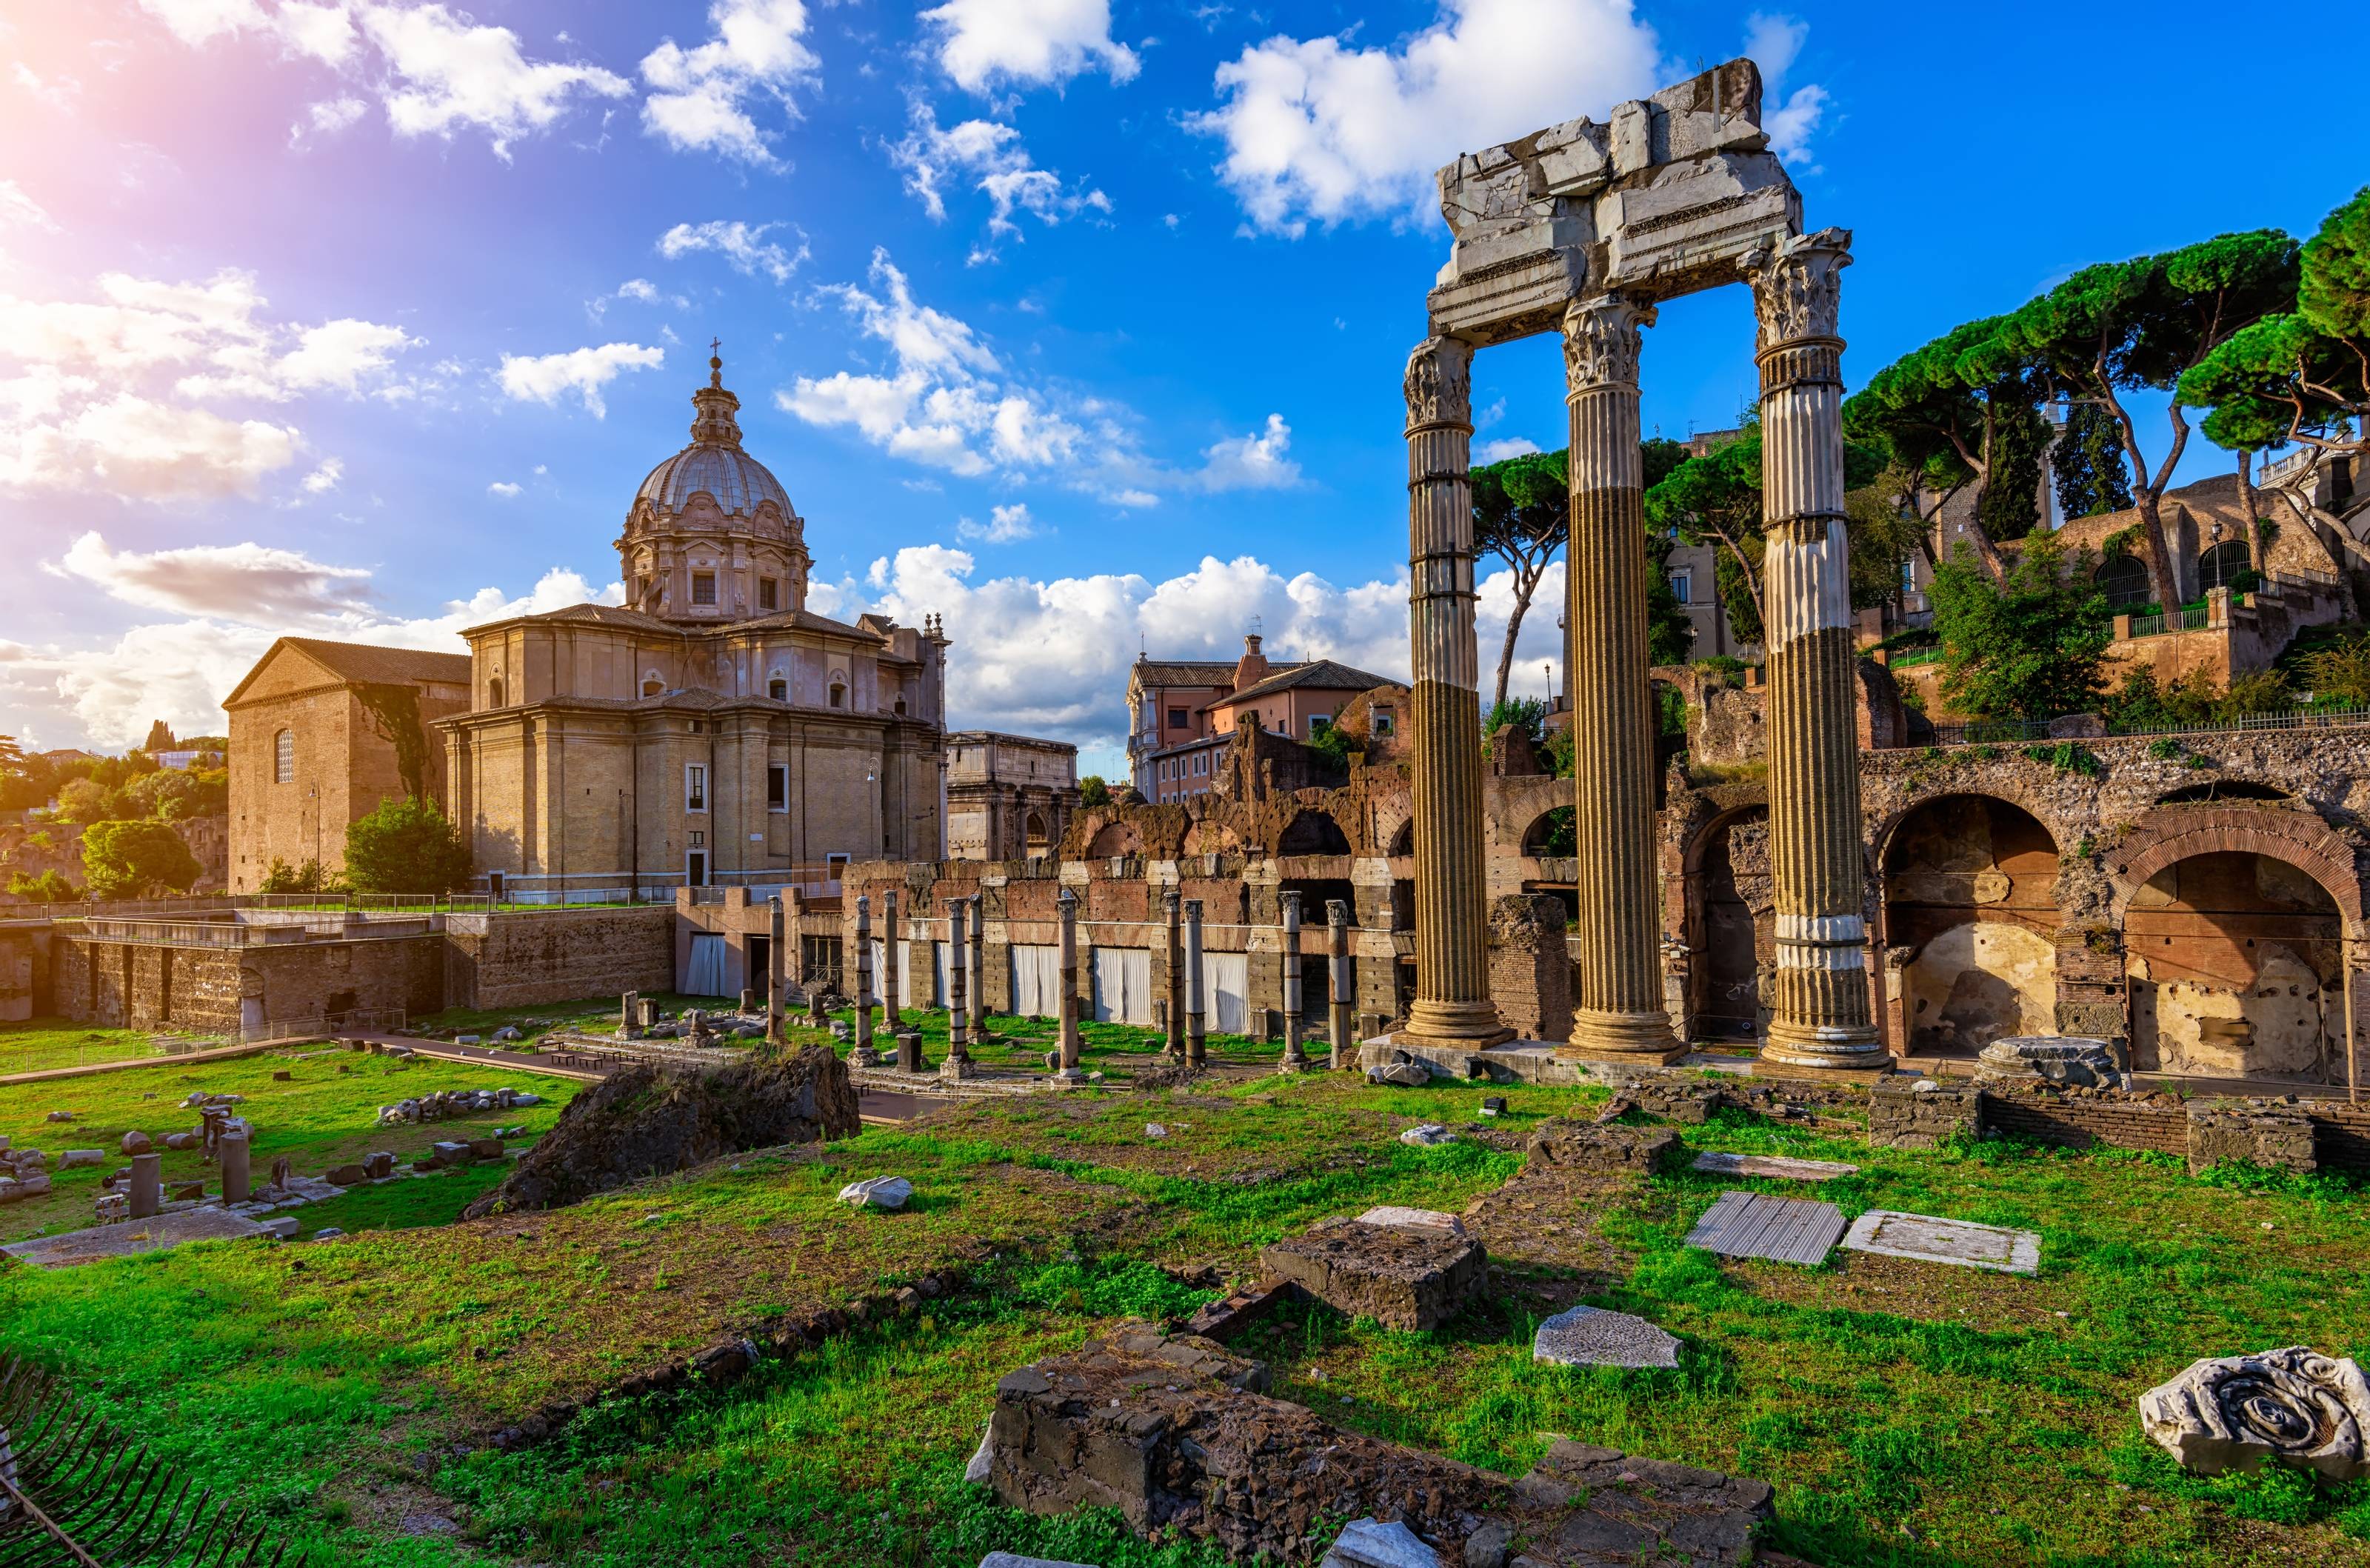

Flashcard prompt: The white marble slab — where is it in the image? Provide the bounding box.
[1841,1209,2040,1275]
[1692,1151,1858,1181]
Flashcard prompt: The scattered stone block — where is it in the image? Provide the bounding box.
[840,1175,912,1210]
[1319,1518,1438,1567]
[1524,1119,1682,1173]
[468,1138,506,1161]
[1367,1057,1432,1087]
[1626,1080,1723,1124]
[327,1164,368,1186]
[455,1035,482,1046]
[1355,1206,1466,1237]
[1479,1096,1506,1116]
[1840,1209,2040,1275]
[1975,1035,2122,1089]
[1258,1218,1486,1331]
[120,1130,153,1156]
[1144,1123,1168,1139]
[1867,1079,1981,1149]
[1399,1123,1456,1147]
[313,1227,345,1240]
[1692,1151,1857,1181]
[170,1182,205,1202]
[163,1132,201,1152]
[2187,1098,2315,1176]
[364,1151,395,1180]
[59,1150,104,1170]
[432,1141,471,1167]
[272,1070,293,1081]
[45,1111,73,1123]
[1532,1304,1682,1369]
[493,1026,523,1042]
[2138,1347,2370,1479]
[257,1215,300,1239]
[513,1092,542,1107]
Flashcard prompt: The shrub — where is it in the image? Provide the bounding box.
[344,797,472,894]
[80,820,201,898]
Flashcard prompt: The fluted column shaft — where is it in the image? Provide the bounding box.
[1561,296,1682,1061]
[1746,229,1885,1070]
[1403,335,1514,1048]
[1279,890,1309,1070]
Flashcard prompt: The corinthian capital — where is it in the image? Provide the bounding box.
[1403,336,1474,430]
[1560,295,1656,394]
[1742,226,1853,350]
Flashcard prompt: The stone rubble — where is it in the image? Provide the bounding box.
[1398,1124,1456,1147]
[1975,1036,2125,1090]
[841,1175,913,1210]
[1532,1304,1683,1370]
[1258,1218,1486,1332]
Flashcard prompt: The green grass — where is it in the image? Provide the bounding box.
[0,1017,225,1075]
[0,1047,583,1242]
[1,1070,2365,1565]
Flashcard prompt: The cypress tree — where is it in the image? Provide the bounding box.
[2053,399,2134,521]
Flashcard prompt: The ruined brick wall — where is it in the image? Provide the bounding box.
[1978,1087,2189,1155]
[444,907,675,1010]
[1488,894,1572,1043]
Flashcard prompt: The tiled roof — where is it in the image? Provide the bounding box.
[1212,660,1399,706]
[1132,658,1250,687]
[278,638,470,686]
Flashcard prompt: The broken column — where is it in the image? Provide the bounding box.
[967,893,987,1038]
[1560,293,1682,1064]
[1279,890,1309,1072]
[621,990,641,1039]
[852,894,878,1063]
[945,898,974,1078]
[1055,887,1084,1081]
[1184,897,1207,1067]
[1400,333,1512,1053]
[128,1151,161,1218]
[220,1130,250,1204]
[1327,898,1355,1070]
[1744,228,1886,1074]
[1163,888,1185,1058]
[882,890,903,1027]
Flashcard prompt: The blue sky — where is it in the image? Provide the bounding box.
[0,0,2358,779]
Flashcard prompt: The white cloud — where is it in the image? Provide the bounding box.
[889,101,1111,259]
[487,479,521,496]
[1475,436,1540,462]
[497,342,664,418]
[0,180,54,231]
[1189,0,1665,235]
[16,561,624,747]
[1196,413,1300,490]
[52,531,374,620]
[137,0,353,63]
[656,219,807,284]
[1743,13,1827,165]
[290,94,367,146]
[618,278,660,303]
[2,393,300,499]
[361,2,630,156]
[640,0,818,167]
[300,456,343,493]
[920,0,1138,93]
[957,501,1037,542]
[813,545,1567,754]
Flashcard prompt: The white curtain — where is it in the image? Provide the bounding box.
[1203,952,1250,1035]
[1092,947,1154,1024]
[933,940,953,1010]
[686,933,730,996]
[872,940,918,1010]
[1011,944,1061,1018]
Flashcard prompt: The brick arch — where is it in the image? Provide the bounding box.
[1866,784,2071,878]
[2105,805,2365,929]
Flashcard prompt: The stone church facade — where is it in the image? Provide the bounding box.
[435,355,950,900]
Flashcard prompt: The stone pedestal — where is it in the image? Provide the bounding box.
[1400,335,1514,1052]
[897,1030,925,1074]
[1559,295,1684,1064]
[1743,229,1888,1074]
[128,1151,161,1218]
[219,1132,250,1205]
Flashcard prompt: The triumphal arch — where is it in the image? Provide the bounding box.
[1398,59,1886,1075]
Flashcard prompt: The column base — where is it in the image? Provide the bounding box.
[1401,998,1516,1052]
[940,1058,982,1083]
[1559,1007,1686,1064]
[1760,1023,1892,1078]
[1051,1067,1089,1084]
[848,1047,883,1069]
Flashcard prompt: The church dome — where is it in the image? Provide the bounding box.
[631,350,794,521]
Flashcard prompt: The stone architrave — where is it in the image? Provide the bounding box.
[1279,890,1309,1072]
[1401,335,1514,1052]
[1743,227,1886,1074]
[1183,898,1208,1066]
[1326,898,1355,1070]
[1055,888,1085,1081]
[1560,293,1683,1063]
[2139,1347,2370,1480]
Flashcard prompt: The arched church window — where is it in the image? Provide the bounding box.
[894,696,907,716]
[488,677,504,708]
[830,681,847,710]
[274,729,294,784]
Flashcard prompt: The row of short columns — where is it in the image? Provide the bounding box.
[1400,226,1885,1073]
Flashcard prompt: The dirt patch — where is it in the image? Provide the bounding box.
[1461,1164,1638,1281]
[462,1047,858,1218]
[1723,1247,2075,1330]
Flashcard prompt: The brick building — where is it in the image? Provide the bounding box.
[223,639,470,890]
[1127,635,1395,804]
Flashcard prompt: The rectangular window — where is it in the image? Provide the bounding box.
[274,729,294,784]
[758,577,778,611]
[768,763,788,811]
[1309,715,1331,738]
[1167,707,1188,728]
[686,850,707,887]
[1372,707,1395,736]
[1669,569,1692,604]
[687,764,707,812]
[692,572,717,606]
[690,830,704,847]
[1902,558,1919,593]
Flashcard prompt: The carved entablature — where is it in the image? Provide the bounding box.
[1560,296,1658,393]
[1403,336,1475,430]
[1741,227,1853,351]
[1426,59,1802,344]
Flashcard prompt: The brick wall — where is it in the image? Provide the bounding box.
[1980,1092,2188,1155]
[444,906,675,1010]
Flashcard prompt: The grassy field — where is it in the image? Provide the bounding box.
[0,1047,584,1243]
[0,1065,2365,1567]
[0,1018,226,1075]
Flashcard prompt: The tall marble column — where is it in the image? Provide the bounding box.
[1561,294,1683,1062]
[881,890,902,1027]
[852,894,876,1061]
[1745,228,1885,1071]
[945,898,971,1067]
[1163,889,1185,1058]
[1055,888,1085,1081]
[1402,334,1513,1050]
[1183,898,1208,1066]
[1326,899,1355,1071]
[1278,890,1309,1072]
[767,894,787,1043]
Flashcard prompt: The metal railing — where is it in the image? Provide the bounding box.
[1886,645,1943,669]
[240,1006,405,1044]
[1909,704,2370,750]
[2128,607,2209,638]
